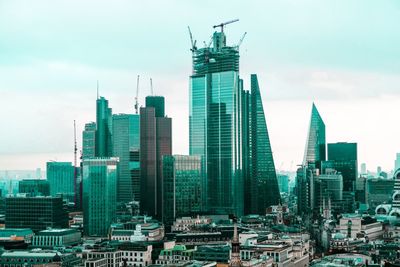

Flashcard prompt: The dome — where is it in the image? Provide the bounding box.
[333,232,346,240]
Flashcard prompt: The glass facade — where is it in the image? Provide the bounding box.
[95,97,113,157]
[189,31,243,216]
[46,162,75,202]
[82,158,118,237]
[162,155,203,225]
[112,114,140,203]
[327,142,358,192]
[5,196,68,232]
[18,179,50,197]
[82,122,96,159]
[140,97,172,219]
[303,103,326,169]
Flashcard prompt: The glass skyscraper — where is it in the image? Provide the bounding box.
[162,155,203,225]
[189,30,243,216]
[46,162,75,202]
[82,122,96,159]
[112,114,140,203]
[303,103,326,170]
[96,97,113,157]
[82,157,118,237]
[140,96,172,219]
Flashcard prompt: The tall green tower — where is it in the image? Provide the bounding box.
[95,97,113,157]
[189,29,243,216]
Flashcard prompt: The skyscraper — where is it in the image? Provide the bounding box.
[247,74,280,213]
[46,162,75,202]
[303,103,326,170]
[162,155,203,225]
[395,153,400,172]
[189,29,243,216]
[112,114,140,203]
[327,142,358,192]
[82,122,96,159]
[95,97,113,157]
[140,96,172,219]
[82,158,118,237]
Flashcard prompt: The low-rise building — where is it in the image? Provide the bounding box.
[0,250,81,266]
[32,228,81,248]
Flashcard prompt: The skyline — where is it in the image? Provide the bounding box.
[1,0,400,172]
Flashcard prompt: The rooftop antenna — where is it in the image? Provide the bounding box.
[213,19,239,32]
[150,78,154,96]
[135,75,140,114]
[96,80,99,99]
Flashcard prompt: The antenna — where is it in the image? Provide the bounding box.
[73,120,78,207]
[150,78,154,96]
[135,75,140,114]
[213,19,239,32]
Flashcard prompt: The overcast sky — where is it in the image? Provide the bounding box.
[0,0,399,173]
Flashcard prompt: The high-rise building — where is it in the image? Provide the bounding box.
[5,196,68,232]
[360,163,367,175]
[82,122,96,159]
[18,179,50,196]
[95,97,113,157]
[395,153,400,172]
[113,114,140,203]
[303,103,326,170]
[82,158,118,237]
[295,166,313,215]
[366,178,394,209]
[162,155,204,225]
[245,74,280,214]
[189,29,243,216]
[327,142,358,192]
[140,96,172,219]
[313,171,343,215]
[277,174,289,194]
[46,162,75,202]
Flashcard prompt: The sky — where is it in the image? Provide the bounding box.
[0,0,399,173]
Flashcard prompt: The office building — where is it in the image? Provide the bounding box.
[395,153,400,172]
[32,228,81,248]
[46,161,75,202]
[243,75,280,214]
[95,96,113,157]
[366,178,394,209]
[82,157,118,237]
[18,179,50,196]
[314,172,343,215]
[295,166,313,216]
[140,96,172,219]
[327,142,358,192]
[5,196,68,232]
[113,114,140,203]
[360,163,367,175]
[277,174,289,194]
[303,103,326,170]
[189,28,243,216]
[82,122,96,159]
[163,155,204,225]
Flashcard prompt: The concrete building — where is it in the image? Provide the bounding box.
[32,229,81,248]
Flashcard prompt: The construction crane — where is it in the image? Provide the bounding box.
[213,19,239,32]
[237,32,247,48]
[135,75,140,114]
[150,78,154,95]
[187,26,197,51]
[73,120,77,207]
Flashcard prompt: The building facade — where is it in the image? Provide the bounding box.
[18,179,50,196]
[162,155,204,225]
[140,96,172,219]
[82,122,96,159]
[95,96,113,157]
[46,162,75,202]
[82,158,118,237]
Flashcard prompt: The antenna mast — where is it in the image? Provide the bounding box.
[73,120,77,207]
[135,75,140,114]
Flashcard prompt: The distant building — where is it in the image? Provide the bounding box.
[112,114,140,203]
[360,163,367,175]
[95,96,113,157]
[32,228,81,248]
[46,162,75,202]
[82,157,118,237]
[5,196,68,232]
[163,155,204,225]
[82,122,96,159]
[277,174,289,194]
[395,153,400,172]
[327,142,358,192]
[18,179,50,196]
[140,96,172,219]
[366,178,394,209]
